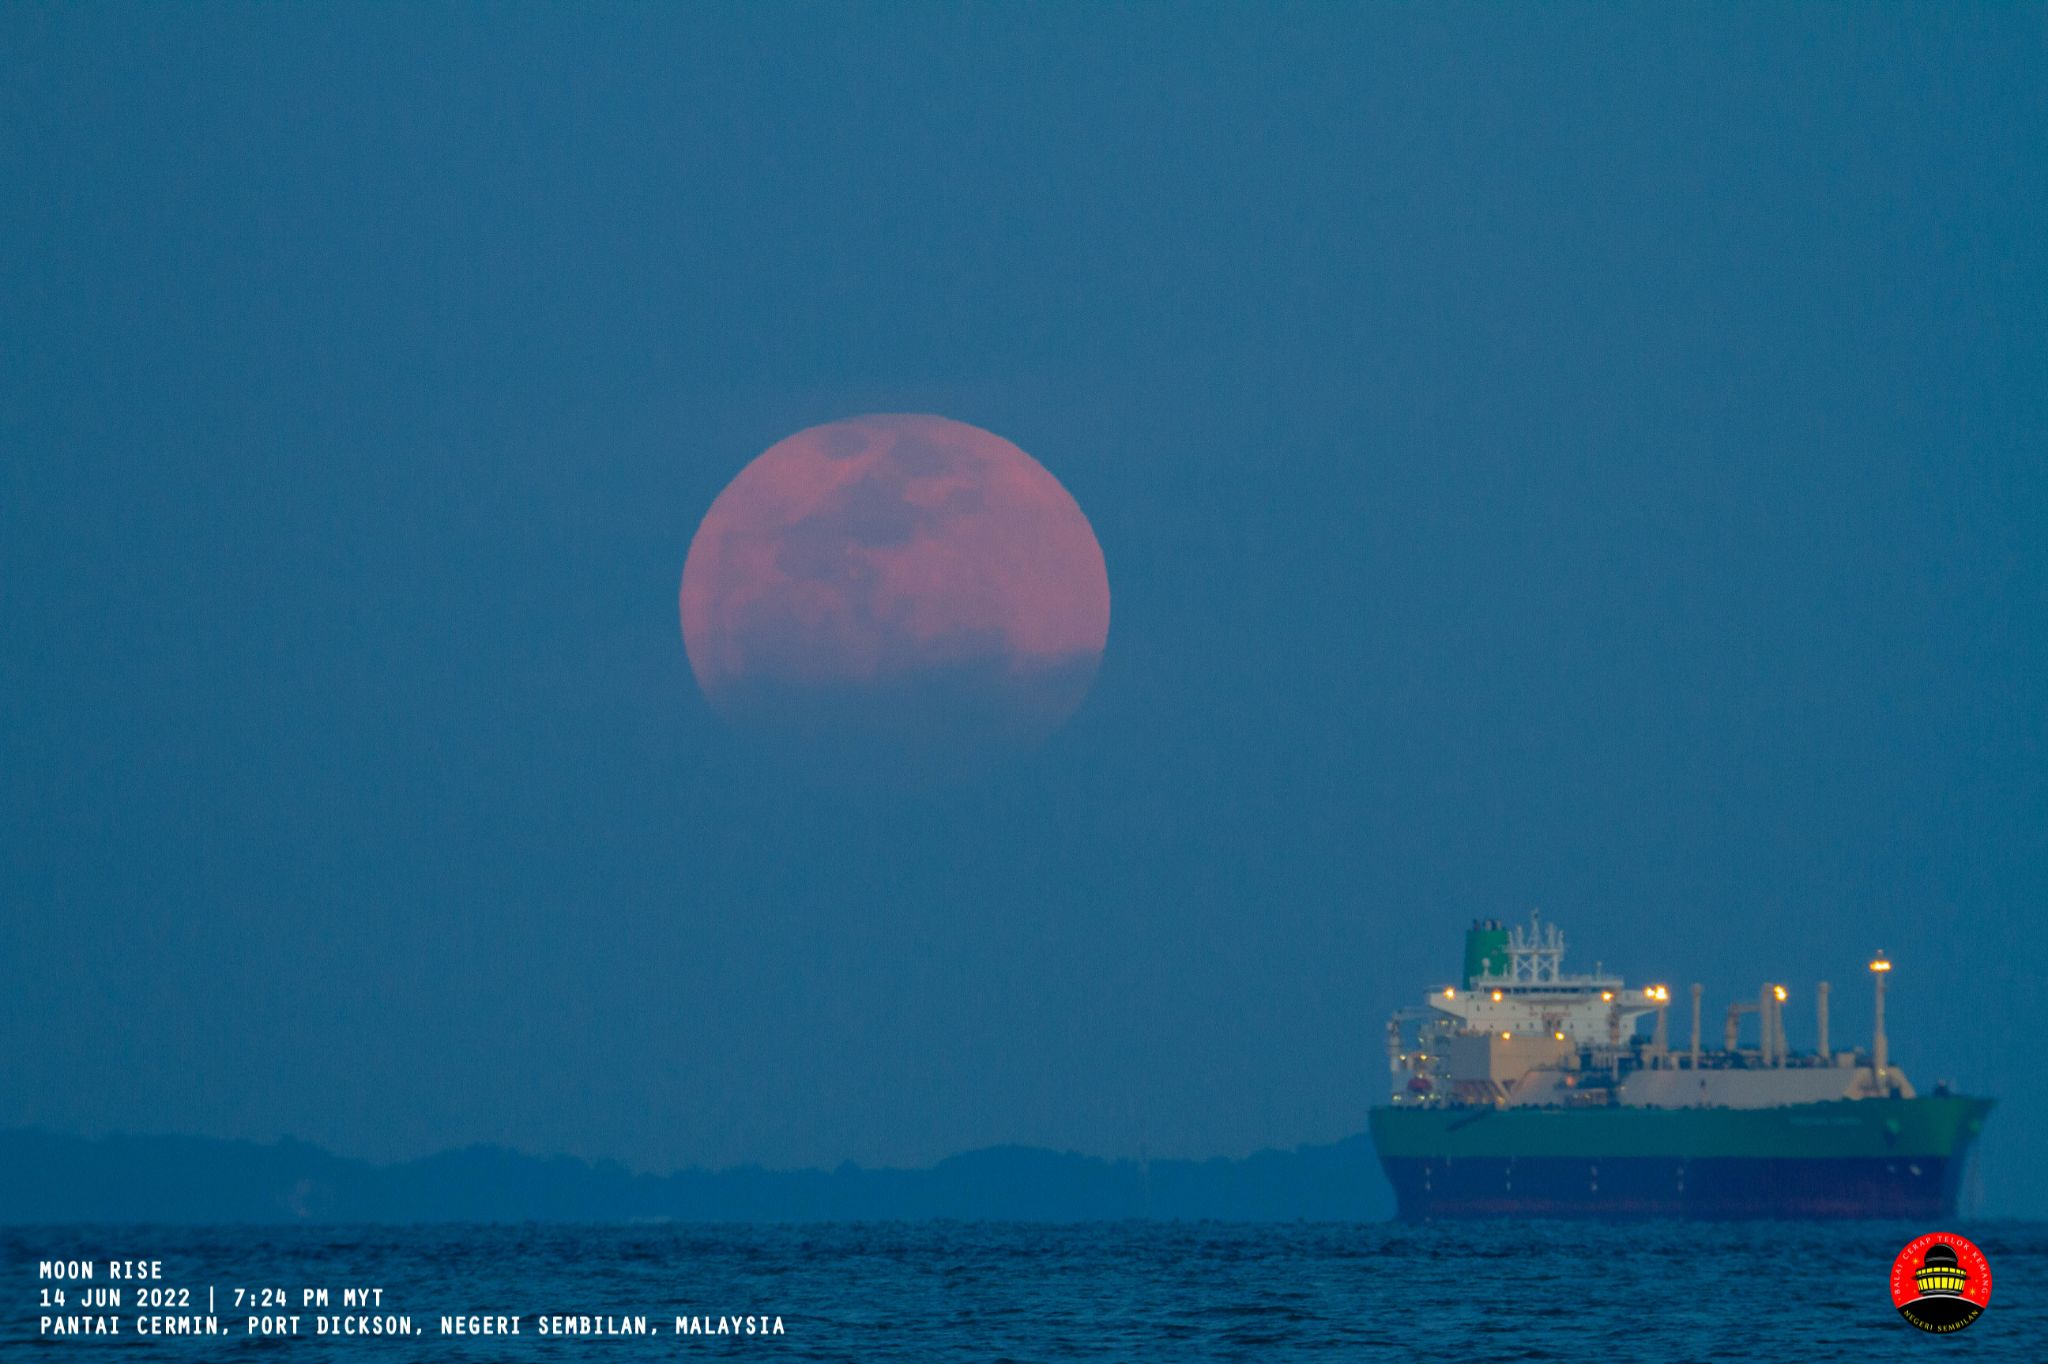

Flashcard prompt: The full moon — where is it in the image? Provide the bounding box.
[680,414,1110,783]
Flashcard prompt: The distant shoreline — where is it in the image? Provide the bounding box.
[0,1128,1393,1224]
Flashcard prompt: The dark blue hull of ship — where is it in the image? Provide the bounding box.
[1379,1154,1965,1220]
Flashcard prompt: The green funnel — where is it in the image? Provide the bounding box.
[1463,920,1509,988]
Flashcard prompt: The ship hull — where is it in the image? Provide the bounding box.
[1370,1095,1991,1220]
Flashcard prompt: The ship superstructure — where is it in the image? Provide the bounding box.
[1369,914,1991,1219]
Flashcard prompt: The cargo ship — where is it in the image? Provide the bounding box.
[1370,915,1991,1219]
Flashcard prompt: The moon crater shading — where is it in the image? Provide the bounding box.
[681,414,1110,783]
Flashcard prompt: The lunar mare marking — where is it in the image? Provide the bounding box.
[680,414,1110,781]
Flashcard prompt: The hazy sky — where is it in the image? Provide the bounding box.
[4,6,2044,1208]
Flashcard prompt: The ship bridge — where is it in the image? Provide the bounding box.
[1426,913,1662,1046]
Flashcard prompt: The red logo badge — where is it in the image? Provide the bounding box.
[1890,1232,1991,1333]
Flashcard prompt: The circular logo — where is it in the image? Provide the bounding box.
[1890,1232,1991,1333]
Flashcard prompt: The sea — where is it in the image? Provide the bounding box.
[7,1221,2041,1360]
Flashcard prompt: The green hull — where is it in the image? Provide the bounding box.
[1370,1096,1991,1160]
[1370,1096,1993,1218]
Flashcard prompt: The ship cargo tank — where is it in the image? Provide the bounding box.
[1369,915,1991,1219]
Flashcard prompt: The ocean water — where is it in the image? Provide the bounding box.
[7,1221,2041,1359]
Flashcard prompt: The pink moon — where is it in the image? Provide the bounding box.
[680,414,1110,782]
